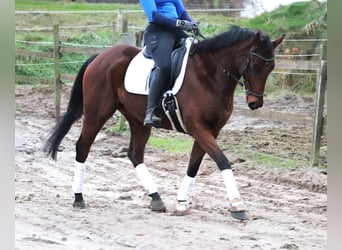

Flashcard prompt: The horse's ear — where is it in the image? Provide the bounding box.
[272,34,286,49]
[253,31,261,44]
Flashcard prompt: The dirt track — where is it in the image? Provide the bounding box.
[15,85,327,250]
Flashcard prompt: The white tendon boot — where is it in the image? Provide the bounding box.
[221,169,248,220]
[175,175,195,215]
[135,163,166,212]
[72,161,86,194]
[135,163,158,195]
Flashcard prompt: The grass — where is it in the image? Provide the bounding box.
[254,151,326,170]
[15,0,140,11]
[104,125,193,154]
[104,123,130,136]
[148,136,306,168]
[106,126,308,168]
[222,144,308,170]
[126,133,311,169]
[148,135,193,154]
[253,152,305,169]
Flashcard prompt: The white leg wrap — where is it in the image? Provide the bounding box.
[221,169,241,201]
[135,163,158,195]
[72,161,86,193]
[176,175,195,212]
[177,175,195,202]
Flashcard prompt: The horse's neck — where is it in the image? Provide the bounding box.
[191,52,238,106]
[213,43,251,75]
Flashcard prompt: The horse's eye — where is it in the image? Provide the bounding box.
[251,64,261,72]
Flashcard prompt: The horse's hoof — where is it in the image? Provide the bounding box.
[171,209,191,216]
[230,211,249,221]
[150,200,166,212]
[229,198,248,220]
[171,200,191,216]
[73,200,86,209]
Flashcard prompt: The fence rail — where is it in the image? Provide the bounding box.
[16,49,54,59]
[60,47,106,55]
[275,59,320,71]
[15,23,327,167]
[15,75,54,85]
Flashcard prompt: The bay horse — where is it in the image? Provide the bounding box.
[44,25,285,220]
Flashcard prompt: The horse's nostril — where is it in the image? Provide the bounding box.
[248,102,261,110]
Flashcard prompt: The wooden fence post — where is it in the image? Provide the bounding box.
[111,22,116,45]
[116,12,129,131]
[53,23,62,122]
[310,59,327,167]
[135,30,144,47]
[116,11,127,33]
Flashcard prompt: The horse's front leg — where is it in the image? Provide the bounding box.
[192,130,248,220]
[174,141,205,215]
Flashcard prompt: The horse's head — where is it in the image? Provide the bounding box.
[192,26,285,110]
[240,32,285,110]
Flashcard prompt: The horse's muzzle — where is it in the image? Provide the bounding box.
[248,102,263,110]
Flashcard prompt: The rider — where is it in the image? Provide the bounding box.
[139,0,200,128]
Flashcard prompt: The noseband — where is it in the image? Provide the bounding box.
[222,50,274,97]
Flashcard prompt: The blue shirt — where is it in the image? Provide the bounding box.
[139,0,192,27]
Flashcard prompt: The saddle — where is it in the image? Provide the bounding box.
[142,38,188,89]
[124,37,194,133]
[124,37,193,96]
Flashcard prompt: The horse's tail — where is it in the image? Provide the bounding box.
[43,53,99,160]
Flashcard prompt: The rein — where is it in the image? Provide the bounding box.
[222,50,274,97]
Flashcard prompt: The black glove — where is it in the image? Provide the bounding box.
[177,20,200,35]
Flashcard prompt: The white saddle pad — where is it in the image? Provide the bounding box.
[124,37,194,95]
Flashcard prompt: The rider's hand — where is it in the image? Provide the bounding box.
[192,23,200,36]
[176,20,199,34]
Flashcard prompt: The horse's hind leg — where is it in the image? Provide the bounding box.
[126,117,166,212]
[72,105,116,208]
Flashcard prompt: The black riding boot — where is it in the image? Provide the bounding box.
[144,68,166,128]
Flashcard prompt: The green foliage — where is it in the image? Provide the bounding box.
[15,0,327,40]
[247,1,327,39]
[62,31,112,46]
[265,72,318,98]
[60,54,90,76]
[243,1,327,96]
[15,60,53,78]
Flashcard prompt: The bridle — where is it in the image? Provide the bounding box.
[222,50,275,97]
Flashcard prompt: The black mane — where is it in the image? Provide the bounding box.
[194,25,269,54]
